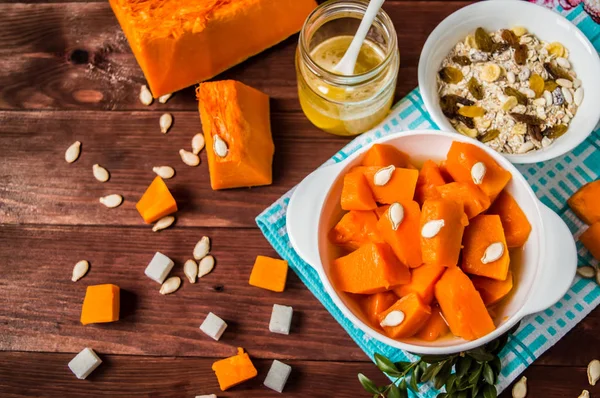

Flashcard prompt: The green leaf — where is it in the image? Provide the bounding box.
[468,364,483,385]
[388,384,403,398]
[485,339,499,353]
[471,382,481,398]
[483,363,495,385]
[446,374,458,394]
[434,361,453,390]
[482,384,498,398]
[456,356,472,379]
[492,334,509,355]
[419,361,429,371]
[413,364,423,384]
[374,354,401,376]
[421,354,453,364]
[437,394,448,398]
[358,373,380,394]
[408,373,419,393]
[490,357,502,376]
[457,391,468,398]
[421,361,445,383]
[399,378,407,391]
[466,347,495,362]
[394,361,413,372]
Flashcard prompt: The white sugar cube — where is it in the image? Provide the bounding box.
[264,360,292,393]
[145,252,174,284]
[269,304,293,335]
[199,312,227,341]
[68,347,102,380]
[195,395,217,398]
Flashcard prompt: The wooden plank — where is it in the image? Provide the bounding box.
[0,1,473,112]
[0,111,348,227]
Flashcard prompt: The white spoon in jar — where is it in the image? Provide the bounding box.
[333,0,386,76]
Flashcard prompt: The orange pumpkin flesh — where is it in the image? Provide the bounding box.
[580,222,600,261]
[462,215,510,281]
[361,144,412,168]
[351,166,419,205]
[394,264,446,304]
[341,172,377,211]
[415,160,446,205]
[376,200,423,268]
[471,271,514,306]
[488,191,532,248]
[377,293,432,339]
[568,180,600,225]
[136,176,178,224]
[415,306,450,342]
[329,210,381,250]
[436,182,491,219]
[362,291,398,326]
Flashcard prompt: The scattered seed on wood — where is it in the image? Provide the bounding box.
[374,165,395,186]
[179,149,200,166]
[421,219,445,238]
[92,164,110,182]
[588,359,600,386]
[579,390,590,398]
[192,134,205,155]
[158,93,172,104]
[152,166,175,179]
[213,134,228,157]
[512,376,527,398]
[577,266,596,279]
[160,113,173,134]
[184,259,198,284]
[72,260,89,282]
[198,255,215,278]
[160,276,181,295]
[152,216,175,232]
[65,141,81,163]
[193,236,211,260]
[139,85,153,106]
[99,194,123,208]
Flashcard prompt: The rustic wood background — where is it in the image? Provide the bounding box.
[0,0,598,396]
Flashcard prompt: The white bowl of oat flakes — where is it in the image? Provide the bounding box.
[418,0,600,164]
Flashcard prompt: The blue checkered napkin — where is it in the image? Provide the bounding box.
[256,4,600,396]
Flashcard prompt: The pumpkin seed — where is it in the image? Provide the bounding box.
[99,194,123,208]
[574,87,584,106]
[65,141,81,163]
[543,90,553,106]
[158,93,172,104]
[556,78,573,89]
[198,255,215,278]
[481,242,504,264]
[213,134,228,157]
[556,57,570,69]
[479,129,500,143]
[562,87,574,104]
[160,276,181,295]
[421,219,445,238]
[520,88,536,99]
[480,63,501,82]
[374,165,395,186]
[573,78,582,88]
[193,236,211,260]
[389,203,404,231]
[517,141,535,154]
[379,310,405,328]
[160,113,173,134]
[596,269,600,286]
[72,260,89,282]
[471,162,486,185]
[184,259,198,284]
[179,149,200,167]
[152,216,175,232]
[532,98,546,107]
[588,359,600,385]
[577,266,595,281]
[152,166,175,179]
[192,133,205,155]
[512,376,527,398]
[506,71,516,84]
[139,85,153,106]
[579,390,590,398]
[92,164,110,182]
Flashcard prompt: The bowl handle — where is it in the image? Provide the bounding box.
[522,202,577,316]
[287,164,343,270]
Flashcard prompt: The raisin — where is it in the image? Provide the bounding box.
[529,74,545,98]
[452,55,472,66]
[439,67,464,84]
[528,124,543,142]
[504,87,528,106]
[454,114,475,129]
[544,80,558,93]
[510,113,544,125]
[458,105,485,118]
[492,42,510,55]
[544,63,573,81]
[500,29,519,47]
[479,129,501,143]
[467,77,484,100]
[514,44,528,65]
[543,124,568,139]
[475,27,494,53]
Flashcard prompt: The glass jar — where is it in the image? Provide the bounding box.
[296,0,400,136]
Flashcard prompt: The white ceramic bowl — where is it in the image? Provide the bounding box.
[418,0,600,164]
[287,130,576,355]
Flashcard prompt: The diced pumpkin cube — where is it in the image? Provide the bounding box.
[377,293,432,339]
[420,199,469,266]
[361,291,398,326]
[471,271,514,306]
[361,144,412,168]
[438,161,454,183]
[212,347,258,391]
[580,222,600,261]
[376,201,423,268]
[394,264,446,304]
[341,172,377,211]
[436,182,491,219]
[434,266,496,340]
[445,141,512,200]
[329,210,381,250]
[374,205,390,219]
[488,191,532,248]
[462,215,510,281]
[330,242,410,294]
[249,256,288,292]
[80,284,120,325]
[136,176,178,224]
[198,80,274,190]
[568,180,600,225]
[415,160,446,205]
[415,307,450,342]
[352,166,419,204]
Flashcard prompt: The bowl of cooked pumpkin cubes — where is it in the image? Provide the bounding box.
[287,130,577,354]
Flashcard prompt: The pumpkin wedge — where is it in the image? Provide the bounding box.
[471,271,514,306]
[488,191,531,248]
[341,172,377,211]
[377,293,432,339]
[361,144,412,168]
[376,200,423,268]
[362,291,398,325]
[394,264,446,304]
[462,215,510,281]
[136,176,178,224]
[436,182,491,219]
[330,210,381,250]
[580,222,600,261]
[415,160,446,205]
[415,307,450,342]
[568,180,600,225]
[351,166,419,204]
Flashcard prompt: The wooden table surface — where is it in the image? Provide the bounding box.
[0,0,598,397]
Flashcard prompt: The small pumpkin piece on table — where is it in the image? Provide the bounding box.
[330,242,410,294]
[394,264,446,304]
[361,144,412,168]
[341,172,377,211]
[436,182,491,219]
[472,271,514,306]
[487,191,532,248]
[420,198,469,267]
[329,210,381,250]
[377,293,432,339]
[361,291,398,325]
[462,215,510,281]
[249,256,288,292]
[80,284,120,325]
[376,200,423,268]
[434,266,496,341]
[568,180,600,225]
[580,222,600,261]
[212,347,258,391]
[415,307,450,342]
[415,160,446,205]
[354,166,420,204]
[136,176,177,224]
[197,80,274,190]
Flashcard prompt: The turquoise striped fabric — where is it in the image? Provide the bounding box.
[256,4,600,396]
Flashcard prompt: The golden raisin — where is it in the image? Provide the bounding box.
[439,67,464,84]
[544,80,559,92]
[458,106,486,118]
[529,74,545,98]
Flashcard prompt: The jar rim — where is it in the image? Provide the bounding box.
[298,0,398,86]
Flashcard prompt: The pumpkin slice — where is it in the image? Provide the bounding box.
[434,266,496,341]
[329,210,381,250]
[349,166,419,204]
[377,293,432,339]
[415,306,450,342]
[462,215,510,281]
[415,160,446,205]
[374,205,390,219]
[198,80,274,190]
[580,222,600,261]
[445,141,512,200]
[341,172,377,211]
[436,182,491,219]
[568,180,600,225]
[330,242,410,294]
[376,200,423,268]
[471,271,514,306]
[488,191,532,247]
[420,199,469,266]
[362,291,398,326]
[136,176,178,224]
[394,264,446,304]
[361,144,412,168]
